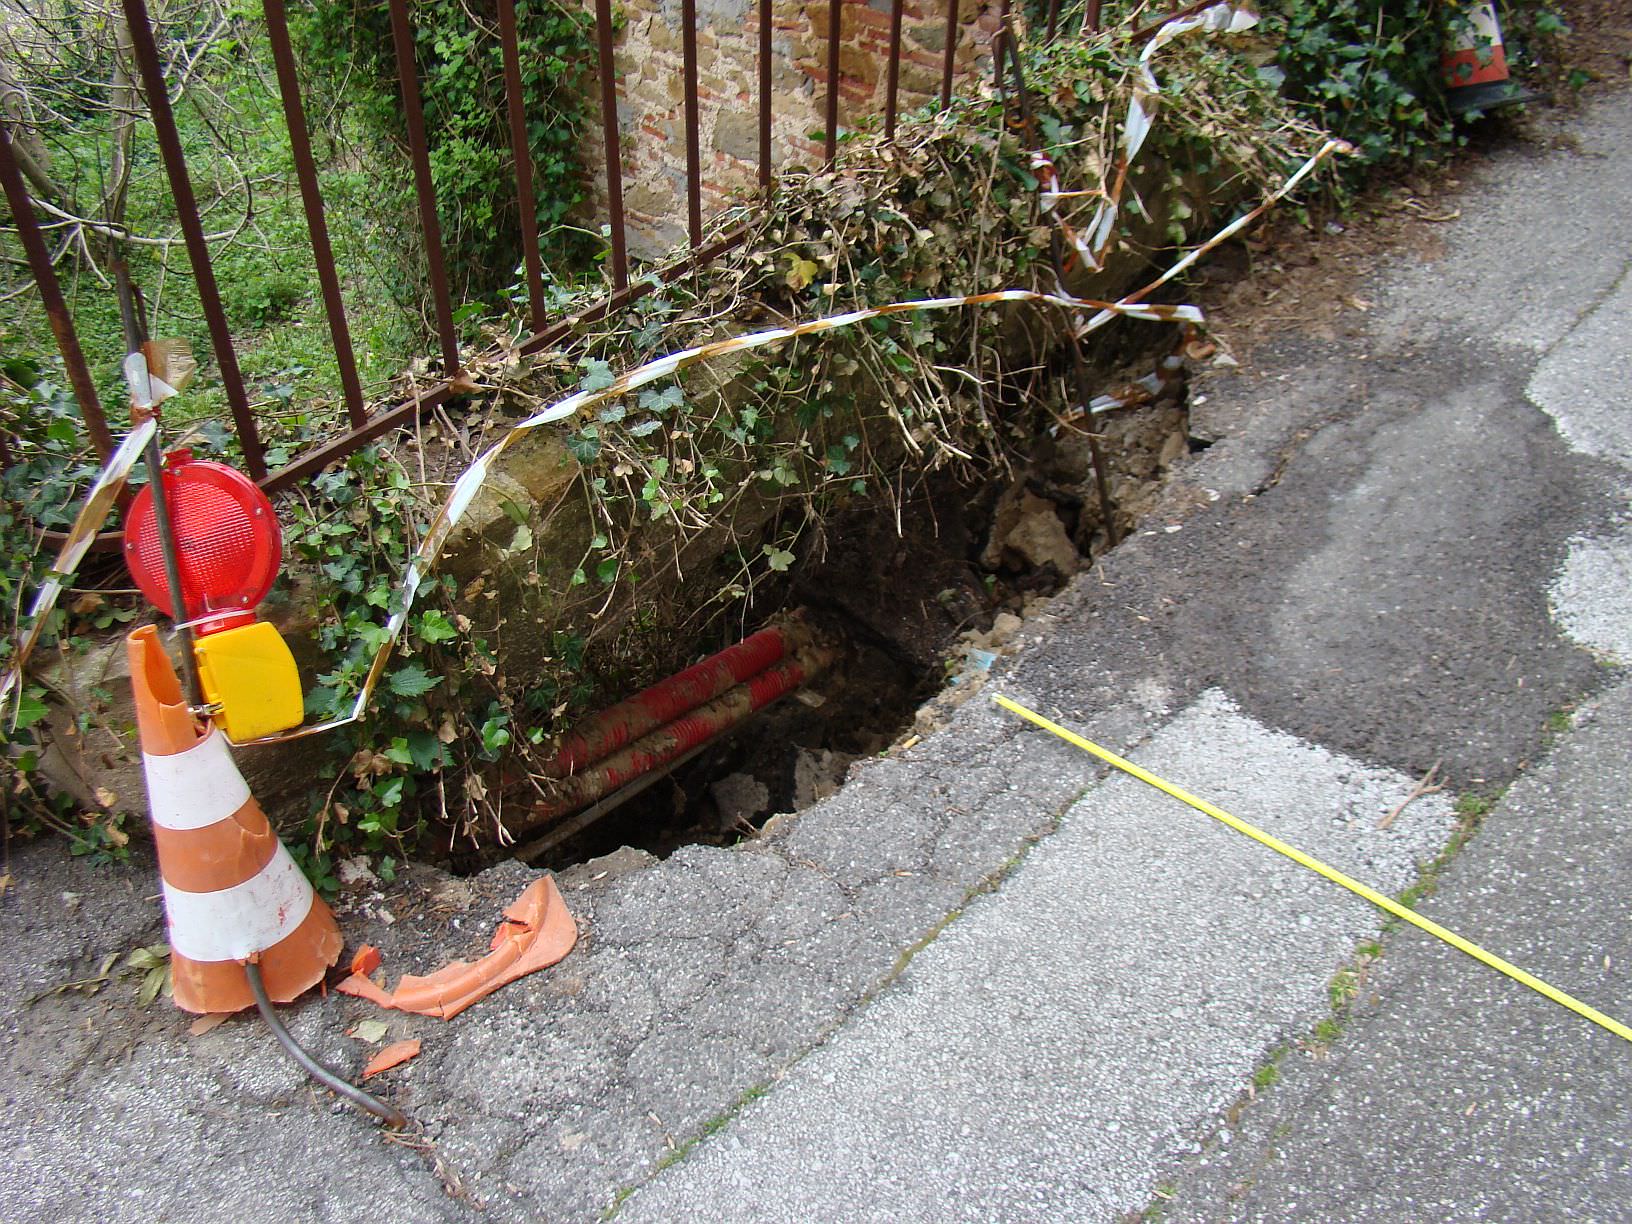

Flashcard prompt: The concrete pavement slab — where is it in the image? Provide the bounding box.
[1161,679,1632,1223]
[621,690,1454,1221]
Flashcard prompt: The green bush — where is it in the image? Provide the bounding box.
[1259,0,1461,166]
[1260,1,1567,170]
[293,0,600,302]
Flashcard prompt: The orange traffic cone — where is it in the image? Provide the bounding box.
[128,625,341,1013]
[1442,2,1541,114]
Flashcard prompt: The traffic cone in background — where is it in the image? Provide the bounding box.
[1442,2,1541,114]
[128,625,341,1013]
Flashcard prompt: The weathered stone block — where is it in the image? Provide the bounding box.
[713,109,761,159]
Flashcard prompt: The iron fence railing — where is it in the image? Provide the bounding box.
[0,0,1119,504]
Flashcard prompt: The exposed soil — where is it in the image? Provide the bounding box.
[522,382,1198,870]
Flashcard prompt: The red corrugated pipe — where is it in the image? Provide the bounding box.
[511,639,833,845]
[547,624,791,777]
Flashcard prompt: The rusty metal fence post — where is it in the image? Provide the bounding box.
[264,0,367,429]
[593,0,630,290]
[0,126,114,463]
[824,0,842,165]
[758,0,773,190]
[682,0,704,248]
[940,0,959,108]
[498,0,548,332]
[386,0,463,383]
[122,0,265,477]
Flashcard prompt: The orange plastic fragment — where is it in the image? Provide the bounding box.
[350,944,383,977]
[337,876,577,1020]
[188,1013,231,1037]
[361,1038,421,1079]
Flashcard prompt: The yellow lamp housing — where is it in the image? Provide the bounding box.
[193,621,304,742]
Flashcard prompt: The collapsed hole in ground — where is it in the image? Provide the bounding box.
[450,352,1204,878]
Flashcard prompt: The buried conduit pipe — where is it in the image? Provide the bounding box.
[507,623,835,860]
[546,623,792,777]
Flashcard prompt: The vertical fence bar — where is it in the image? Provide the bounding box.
[0,126,115,462]
[1045,0,1061,40]
[122,0,264,476]
[993,0,1009,97]
[497,0,547,330]
[681,0,703,249]
[593,0,629,290]
[1085,0,1103,33]
[824,0,841,165]
[758,0,772,190]
[884,0,903,140]
[263,0,367,429]
[386,0,462,382]
[939,0,958,108]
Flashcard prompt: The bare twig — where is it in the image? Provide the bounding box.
[1378,759,1444,830]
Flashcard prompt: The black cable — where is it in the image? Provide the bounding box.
[244,960,408,1128]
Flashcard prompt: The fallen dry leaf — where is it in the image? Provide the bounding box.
[362,1038,421,1078]
[350,944,383,977]
[350,1019,390,1044]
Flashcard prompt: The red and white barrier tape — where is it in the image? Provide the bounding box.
[1034,1,1262,279]
[246,288,1203,744]
[4,6,1347,745]
[0,419,156,715]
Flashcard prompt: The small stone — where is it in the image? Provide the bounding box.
[989,612,1023,642]
[711,773,771,829]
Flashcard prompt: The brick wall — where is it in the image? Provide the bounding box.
[584,0,1007,259]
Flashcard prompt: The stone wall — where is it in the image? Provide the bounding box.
[587,0,1008,258]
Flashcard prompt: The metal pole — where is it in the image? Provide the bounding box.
[824,0,841,165]
[681,0,703,249]
[386,0,463,380]
[593,0,629,290]
[940,0,959,109]
[884,0,904,141]
[758,0,773,191]
[263,0,367,429]
[497,0,547,331]
[0,125,115,463]
[114,262,202,704]
[121,0,264,478]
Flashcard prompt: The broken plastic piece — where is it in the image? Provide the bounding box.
[362,1039,422,1079]
[338,876,577,1020]
[350,944,382,977]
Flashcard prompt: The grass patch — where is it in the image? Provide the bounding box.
[1390,787,1504,918]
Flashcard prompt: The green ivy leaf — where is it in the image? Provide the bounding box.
[579,359,615,391]
[480,716,511,754]
[416,611,459,643]
[388,665,443,698]
[14,689,49,731]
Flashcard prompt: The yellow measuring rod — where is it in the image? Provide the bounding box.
[993,693,1632,1047]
